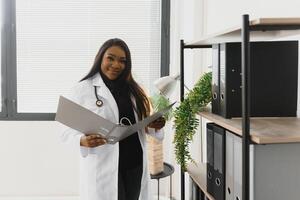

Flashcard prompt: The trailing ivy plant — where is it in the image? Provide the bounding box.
[173,72,212,170]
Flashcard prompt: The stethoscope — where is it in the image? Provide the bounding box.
[94,86,103,107]
[94,85,132,126]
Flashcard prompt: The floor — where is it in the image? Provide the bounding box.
[152,196,176,200]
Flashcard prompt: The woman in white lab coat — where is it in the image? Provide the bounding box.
[60,38,165,200]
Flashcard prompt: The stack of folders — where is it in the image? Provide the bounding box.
[211,41,298,118]
[207,123,225,200]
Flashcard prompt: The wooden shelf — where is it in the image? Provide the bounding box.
[199,112,300,144]
[187,17,300,45]
[187,162,215,200]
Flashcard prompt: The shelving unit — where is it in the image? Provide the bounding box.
[180,15,300,200]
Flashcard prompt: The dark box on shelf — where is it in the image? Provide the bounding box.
[212,41,298,118]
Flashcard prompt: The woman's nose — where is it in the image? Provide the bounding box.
[111,60,122,69]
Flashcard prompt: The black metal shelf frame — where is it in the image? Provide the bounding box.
[180,14,300,200]
[180,40,212,200]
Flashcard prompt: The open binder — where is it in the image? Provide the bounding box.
[55,96,175,144]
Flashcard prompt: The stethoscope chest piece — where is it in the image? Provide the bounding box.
[94,86,104,107]
[96,99,103,107]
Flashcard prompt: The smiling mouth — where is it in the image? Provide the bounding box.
[110,70,120,75]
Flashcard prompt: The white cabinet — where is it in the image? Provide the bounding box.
[249,143,300,200]
[225,129,300,200]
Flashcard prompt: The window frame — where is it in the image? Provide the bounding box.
[1,0,170,121]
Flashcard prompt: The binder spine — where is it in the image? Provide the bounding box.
[226,130,243,200]
[226,131,234,200]
[220,43,242,118]
[213,125,226,200]
[233,133,243,200]
[207,123,226,200]
[212,44,220,115]
[219,43,227,118]
[206,123,215,197]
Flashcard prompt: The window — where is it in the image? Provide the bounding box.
[0,0,4,117]
[1,0,170,120]
[0,0,2,112]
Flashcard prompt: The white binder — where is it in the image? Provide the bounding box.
[226,130,243,200]
[226,131,234,200]
[233,134,242,200]
[55,96,174,144]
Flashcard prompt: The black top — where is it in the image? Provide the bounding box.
[100,72,143,170]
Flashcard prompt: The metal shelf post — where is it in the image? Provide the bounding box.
[180,40,212,200]
[241,14,250,200]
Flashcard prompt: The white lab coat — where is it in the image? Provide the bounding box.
[60,73,162,200]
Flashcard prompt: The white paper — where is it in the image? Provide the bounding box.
[55,96,174,144]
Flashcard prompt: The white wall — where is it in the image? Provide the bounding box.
[204,0,300,35]
[0,122,79,200]
[167,0,207,199]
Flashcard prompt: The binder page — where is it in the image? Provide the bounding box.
[107,102,175,143]
[55,96,116,137]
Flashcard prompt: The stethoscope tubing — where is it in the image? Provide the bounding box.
[93,86,132,126]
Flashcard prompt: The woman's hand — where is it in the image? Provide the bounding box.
[80,134,106,147]
[147,116,166,131]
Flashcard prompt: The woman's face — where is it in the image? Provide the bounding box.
[100,46,126,80]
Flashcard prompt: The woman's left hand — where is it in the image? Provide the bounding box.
[148,116,166,131]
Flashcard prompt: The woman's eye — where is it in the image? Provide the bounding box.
[120,60,126,64]
[107,56,114,61]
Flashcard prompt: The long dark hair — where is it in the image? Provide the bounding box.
[81,38,150,120]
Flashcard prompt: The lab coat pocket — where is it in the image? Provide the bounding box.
[80,153,98,197]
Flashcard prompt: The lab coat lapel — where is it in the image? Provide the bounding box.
[92,73,119,123]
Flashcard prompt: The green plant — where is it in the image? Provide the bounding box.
[173,71,212,170]
[150,93,173,120]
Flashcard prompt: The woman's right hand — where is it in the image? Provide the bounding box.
[80,134,107,147]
